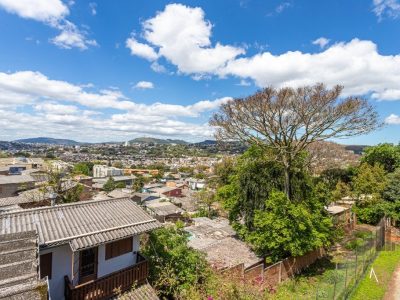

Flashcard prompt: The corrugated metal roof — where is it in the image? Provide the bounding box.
[0,198,161,251]
[0,174,35,184]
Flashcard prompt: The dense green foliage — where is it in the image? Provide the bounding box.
[247,191,332,260]
[216,146,333,260]
[142,224,209,299]
[361,143,400,173]
[132,174,146,192]
[73,162,94,176]
[103,177,116,192]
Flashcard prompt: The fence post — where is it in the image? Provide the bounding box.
[362,242,366,273]
[279,261,282,283]
[355,246,358,279]
[333,262,338,300]
[344,259,348,292]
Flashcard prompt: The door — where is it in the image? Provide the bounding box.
[79,247,98,284]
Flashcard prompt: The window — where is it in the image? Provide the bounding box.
[105,237,133,260]
[40,252,52,279]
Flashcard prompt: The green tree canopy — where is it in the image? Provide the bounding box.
[352,163,387,206]
[383,168,400,202]
[73,162,94,176]
[246,191,332,261]
[103,177,116,192]
[142,224,209,298]
[361,143,400,173]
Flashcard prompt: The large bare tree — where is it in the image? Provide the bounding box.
[210,84,380,200]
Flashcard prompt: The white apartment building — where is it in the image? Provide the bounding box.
[93,165,124,178]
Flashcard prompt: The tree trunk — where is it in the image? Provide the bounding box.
[284,166,292,201]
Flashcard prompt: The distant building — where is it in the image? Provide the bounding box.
[186,178,206,190]
[93,165,124,178]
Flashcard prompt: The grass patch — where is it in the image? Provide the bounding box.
[351,248,400,300]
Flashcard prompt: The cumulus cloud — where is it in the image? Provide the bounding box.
[0,70,231,141]
[126,38,158,61]
[385,114,400,124]
[126,4,245,74]
[312,37,330,49]
[51,20,98,50]
[127,4,400,101]
[134,81,154,89]
[0,0,68,22]
[372,0,400,20]
[0,0,97,50]
[35,102,79,114]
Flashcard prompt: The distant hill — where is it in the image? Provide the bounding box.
[194,140,217,145]
[14,137,82,146]
[344,145,369,155]
[129,137,188,145]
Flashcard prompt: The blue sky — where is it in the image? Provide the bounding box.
[0,0,399,144]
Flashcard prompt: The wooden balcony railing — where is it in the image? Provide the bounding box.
[64,254,149,300]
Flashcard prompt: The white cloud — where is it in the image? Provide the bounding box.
[128,4,400,101]
[127,4,244,74]
[126,38,158,61]
[150,61,167,73]
[221,39,400,100]
[0,70,231,141]
[89,2,96,16]
[275,2,292,13]
[51,20,98,50]
[236,79,251,86]
[385,114,400,124]
[0,0,68,22]
[0,0,96,50]
[312,37,330,49]
[372,0,400,20]
[35,102,79,114]
[134,81,154,89]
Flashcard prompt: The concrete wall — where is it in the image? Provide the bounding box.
[0,181,35,198]
[97,235,140,278]
[40,244,75,300]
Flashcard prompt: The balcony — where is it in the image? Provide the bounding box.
[64,253,149,300]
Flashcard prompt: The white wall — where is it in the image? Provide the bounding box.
[97,235,140,278]
[40,244,75,300]
[39,235,141,300]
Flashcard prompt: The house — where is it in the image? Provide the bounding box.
[185,217,262,270]
[0,231,48,299]
[0,197,161,300]
[145,200,185,223]
[142,183,164,193]
[131,192,160,204]
[148,186,182,197]
[0,174,36,198]
[326,204,355,231]
[186,178,206,190]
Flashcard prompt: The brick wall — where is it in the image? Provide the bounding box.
[226,248,326,290]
